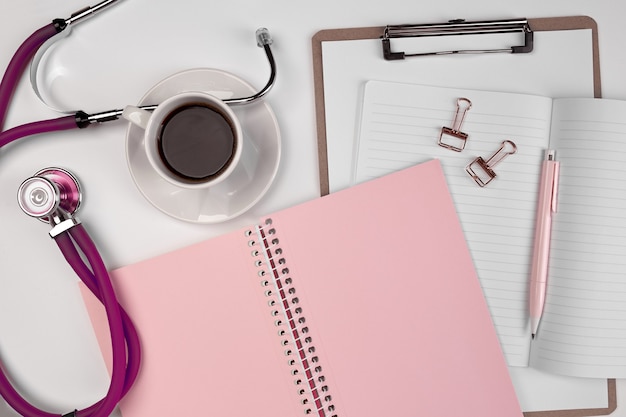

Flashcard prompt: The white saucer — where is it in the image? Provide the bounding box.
[125,69,281,223]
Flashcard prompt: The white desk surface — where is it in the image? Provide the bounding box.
[0,1,624,416]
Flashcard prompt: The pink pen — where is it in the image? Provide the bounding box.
[529,149,560,339]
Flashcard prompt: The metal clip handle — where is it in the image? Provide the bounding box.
[466,140,517,187]
[382,18,533,60]
[438,98,472,152]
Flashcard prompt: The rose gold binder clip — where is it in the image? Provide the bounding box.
[439,98,472,152]
[466,140,517,187]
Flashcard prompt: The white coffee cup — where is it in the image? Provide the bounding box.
[123,91,243,189]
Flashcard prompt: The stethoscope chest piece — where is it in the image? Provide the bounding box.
[17,167,82,222]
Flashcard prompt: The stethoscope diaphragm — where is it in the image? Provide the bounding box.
[17,167,82,222]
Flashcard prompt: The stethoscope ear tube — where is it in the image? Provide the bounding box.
[30,25,277,121]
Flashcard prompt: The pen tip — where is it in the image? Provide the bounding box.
[531,333,535,340]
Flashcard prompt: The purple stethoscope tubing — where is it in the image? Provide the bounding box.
[0,14,140,417]
[0,225,140,417]
[0,23,80,147]
[0,2,276,415]
[54,227,141,416]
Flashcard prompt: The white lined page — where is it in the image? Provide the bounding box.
[355,81,553,366]
[530,98,626,378]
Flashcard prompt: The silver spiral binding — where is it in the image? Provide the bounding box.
[246,219,337,417]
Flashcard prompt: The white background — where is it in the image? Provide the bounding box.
[0,1,624,416]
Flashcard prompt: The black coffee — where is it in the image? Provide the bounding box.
[157,104,236,182]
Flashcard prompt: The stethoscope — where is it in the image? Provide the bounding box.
[0,1,277,417]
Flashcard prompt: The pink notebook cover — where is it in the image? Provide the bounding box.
[81,159,522,416]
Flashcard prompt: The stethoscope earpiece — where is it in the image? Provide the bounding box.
[17,167,82,223]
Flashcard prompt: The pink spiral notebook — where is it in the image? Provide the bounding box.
[81,159,522,416]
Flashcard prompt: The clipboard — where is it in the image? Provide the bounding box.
[312,16,601,196]
[311,15,616,417]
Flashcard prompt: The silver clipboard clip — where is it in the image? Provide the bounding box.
[382,18,533,60]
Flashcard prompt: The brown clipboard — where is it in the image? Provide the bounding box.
[311,15,615,417]
[312,16,601,197]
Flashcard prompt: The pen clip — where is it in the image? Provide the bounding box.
[551,162,559,213]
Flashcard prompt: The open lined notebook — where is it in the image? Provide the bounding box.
[356,81,626,378]
[81,160,522,417]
